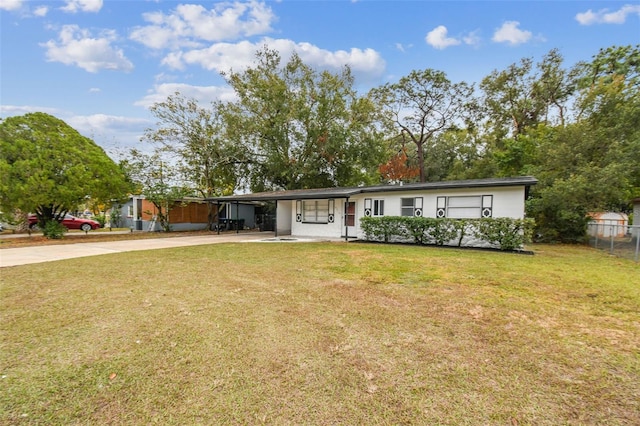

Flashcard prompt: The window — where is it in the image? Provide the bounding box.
[127,205,134,218]
[401,197,423,217]
[373,199,384,216]
[302,200,329,223]
[440,195,493,219]
[447,196,481,218]
[364,198,385,217]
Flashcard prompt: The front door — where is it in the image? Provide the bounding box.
[343,201,356,238]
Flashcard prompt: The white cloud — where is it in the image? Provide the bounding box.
[134,83,237,109]
[492,21,532,46]
[0,105,150,153]
[0,104,60,116]
[162,37,386,82]
[66,113,153,152]
[462,30,481,47]
[41,25,134,73]
[89,88,101,93]
[130,1,276,50]
[68,114,150,134]
[0,0,22,11]
[575,4,640,25]
[61,0,103,13]
[0,0,49,17]
[33,5,48,16]
[425,25,461,50]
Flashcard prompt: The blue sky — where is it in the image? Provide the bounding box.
[1,0,639,156]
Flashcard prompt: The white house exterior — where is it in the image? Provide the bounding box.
[207,177,537,241]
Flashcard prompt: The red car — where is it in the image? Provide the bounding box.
[28,214,101,232]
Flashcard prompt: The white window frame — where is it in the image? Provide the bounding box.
[302,200,330,224]
[365,198,385,217]
[401,197,423,217]
[442,195,493,219]
[373,199,385,217]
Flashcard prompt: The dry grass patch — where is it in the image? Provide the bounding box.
[1,243,639,425]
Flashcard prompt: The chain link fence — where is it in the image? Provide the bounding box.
[587,223,639,262]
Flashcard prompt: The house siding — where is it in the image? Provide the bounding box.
[277,200,293,236]
[285,185,529,240]
[118,197,221,231]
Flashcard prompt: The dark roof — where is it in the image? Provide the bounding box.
[205,176,538,202]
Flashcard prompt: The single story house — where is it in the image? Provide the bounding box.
[205,176,538,241]
[114,196,258,232]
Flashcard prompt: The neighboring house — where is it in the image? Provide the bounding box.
[114,196,258,232]
[115,196,208,231]
[588,212,629,238]
[206,176,538,241]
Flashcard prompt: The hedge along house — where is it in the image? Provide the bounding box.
[206,176,538,241]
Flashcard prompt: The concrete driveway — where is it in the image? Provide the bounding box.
[0,232,277,268]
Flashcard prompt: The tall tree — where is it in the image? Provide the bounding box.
[370,69,473,182]
[534,48,575,127]
[122,149,190,232]
[222,48,385,191]
[526,45,640,241]
[0,113,132,229]
[143,93,246,228]
[480,57,544,139]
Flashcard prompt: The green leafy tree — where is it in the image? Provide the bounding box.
[477,50,574,179]
[143,93,247,229]
[525,45,640,241]
[0,113,132,233]
[480,56,546,139]
[123,149,190,232]
[370,69,473,182]
[222,48,385,191]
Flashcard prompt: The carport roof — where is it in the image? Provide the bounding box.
[205,176,538,202]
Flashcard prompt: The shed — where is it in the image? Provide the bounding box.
[588,212,629,238]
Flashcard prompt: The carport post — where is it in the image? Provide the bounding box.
[344,196,349,242]
[236,201,240,234]
[274,200,278,237]
[217,201,220,235]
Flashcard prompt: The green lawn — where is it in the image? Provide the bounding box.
[1,243,639,425]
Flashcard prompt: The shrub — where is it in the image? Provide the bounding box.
[361,216,404,242]
[94,213,106,228]
[473,218,535,251]
[452,219,470,247]
[401,217,432,244]
[43,221,66,239]
[360,216,535,251]
[110,205,122,228]
[430,218,459,246]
